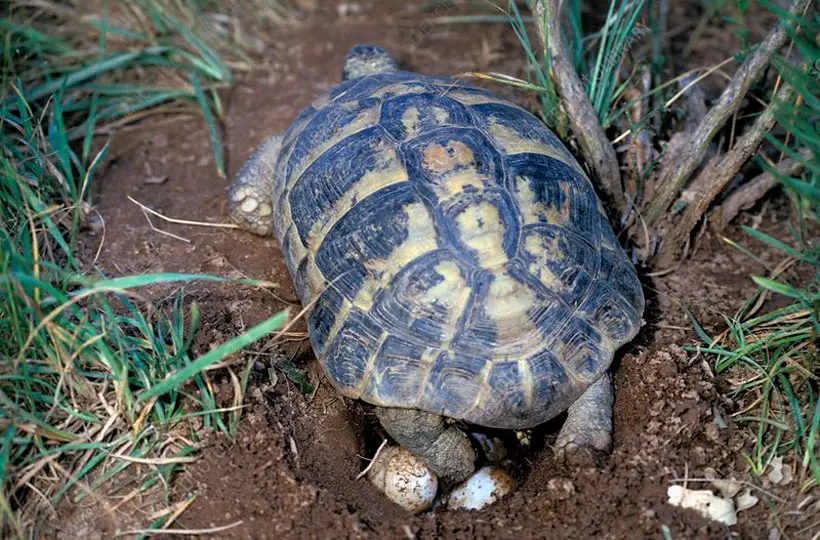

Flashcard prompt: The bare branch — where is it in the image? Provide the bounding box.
[653,81,797,266]
[643,0,811,228]
[714,150,810,229]
[533,0,625,216]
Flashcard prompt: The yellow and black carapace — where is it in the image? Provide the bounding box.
[227,43,645,501]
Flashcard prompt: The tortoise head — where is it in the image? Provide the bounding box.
[342,44,400,81]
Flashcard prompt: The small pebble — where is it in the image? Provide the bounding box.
[547,478,575,500]
[667,485,737,526]
[230,187,248,202]
[736,488,759,512]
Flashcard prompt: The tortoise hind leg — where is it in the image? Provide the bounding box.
[227,134,282,237]
[554,371,614,465]
[376,407,476,484]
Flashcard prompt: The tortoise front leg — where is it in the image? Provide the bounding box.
[553,371,614,465]
[227,134,282,237]
[376,407,476,484]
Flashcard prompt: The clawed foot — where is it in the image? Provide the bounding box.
[226,134,282,237]
[553,427,612,467]
[553,373,614,467]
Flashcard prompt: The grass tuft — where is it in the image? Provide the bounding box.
[686,200,818,490]
[1,1,296,535]
[574,0,648,127]
[1,91,288,535]
[494,0,650,131]
[510,0,564,133]
[1,0,295,181]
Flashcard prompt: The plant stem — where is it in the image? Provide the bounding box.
[534,0,626,217]
[654,81,798,266]
[715,150,810,230]
[643,0,811,229]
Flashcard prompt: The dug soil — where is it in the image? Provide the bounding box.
[60,1,812,538]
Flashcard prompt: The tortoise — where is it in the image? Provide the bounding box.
[227,44,644,499]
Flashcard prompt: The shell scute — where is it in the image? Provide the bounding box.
[473,102,578,167]
[288,125,400,246]
[380,92,473,140]
[370,250,469,347]
[364,336,429,406]
[269,72,645,428]
[444,189,520,269]
[550,317,611,384]
[401,127,504,204]
[421,350,488,418]
[308,286,346,356]
[507,153,601,233]
[323,308,382,395]
[314,183,418,301]
[482,360,530,424]
[285,97,382,184]
[578,281,641,344]
[329,71,421,102]
[518,223,598,307]
[526,348,573,422]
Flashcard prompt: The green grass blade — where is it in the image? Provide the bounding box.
[14,49,168,105]
[741,226,808,262]
[191,73,225,178]
[136,311,289,404]
[751,276,806,299]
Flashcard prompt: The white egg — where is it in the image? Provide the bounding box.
[367,446,438,513]
[446,466,516,511]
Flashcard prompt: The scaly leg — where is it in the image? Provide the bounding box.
[226,134,282,237]
[376,407,476,484]
[554,371,614,465]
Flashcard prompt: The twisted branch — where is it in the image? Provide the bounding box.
[714,150,810,230]
[643,0,811,229]
[654,80,798,266]
[533,0,625,216]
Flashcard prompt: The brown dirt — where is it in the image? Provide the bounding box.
[55,1,816,539]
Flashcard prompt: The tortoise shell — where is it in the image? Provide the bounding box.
[269,71,644,430]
